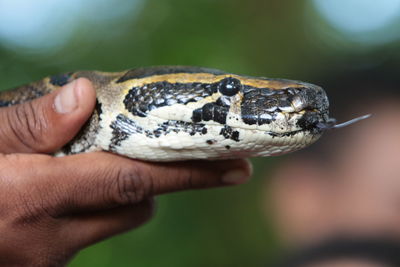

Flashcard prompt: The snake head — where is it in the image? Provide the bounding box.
[238,78,331,134]
[237,78,369,136]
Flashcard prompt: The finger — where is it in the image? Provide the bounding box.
[64,198,154,249]
[0,78,96,154]
[12,152,252,216]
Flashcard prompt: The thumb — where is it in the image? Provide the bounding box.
[0,78,96,153]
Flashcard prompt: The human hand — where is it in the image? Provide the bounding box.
[0,78,252,266]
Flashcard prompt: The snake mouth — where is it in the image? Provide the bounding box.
[296,110,329,134]
[297,109,371,133]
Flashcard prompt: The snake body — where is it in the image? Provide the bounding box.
[0,66,331,161]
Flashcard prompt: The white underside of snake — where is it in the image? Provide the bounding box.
[0,66,362,162]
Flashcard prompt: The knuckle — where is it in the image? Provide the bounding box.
[173,163,219,189]
[112,165,153,205]
[7,102,49,151]
[176,167,196,189]
[175,166,210,190]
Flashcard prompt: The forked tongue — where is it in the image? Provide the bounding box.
[316,114,371,130]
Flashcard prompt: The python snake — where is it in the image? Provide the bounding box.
[0,66,356,161]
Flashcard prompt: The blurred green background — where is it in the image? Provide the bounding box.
[1,0,400,266]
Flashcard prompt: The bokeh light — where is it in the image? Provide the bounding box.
[311,0,400,45]
[0,0,143,53]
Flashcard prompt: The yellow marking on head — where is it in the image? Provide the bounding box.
[237,76,305,89]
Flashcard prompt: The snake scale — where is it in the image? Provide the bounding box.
[0,66,352,161]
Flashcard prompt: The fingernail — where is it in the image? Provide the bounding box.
[221,169,250,184]
[54,80,78,114]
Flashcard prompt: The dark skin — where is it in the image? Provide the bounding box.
[0,78,252,266]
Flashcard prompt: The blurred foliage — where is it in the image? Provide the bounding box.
[1,0,400,266]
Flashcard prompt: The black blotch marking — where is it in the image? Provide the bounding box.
[159,121,206,137]
[62,101,101,155]
[153,129,162,138]
[116,66,227,83]
[231,131,239,141]
[109,114,140,151]
[219,125,240,142]
[50,73,73,86]
[202,103,214,121]
[109,114,209,151]
[0,100,11,107]
[218,77,241,96]
[206,139,216,145]
[191,102,229,124]
[95,101,103,120]
[266,130,303,138]
[268,132,278,138]
[192,108,202,122]
[214,106,228,124]
[225,145,231,150]
[241,114,257,125]
[122,120,206,138]
[62,144,72,155]
[124,81,217,118]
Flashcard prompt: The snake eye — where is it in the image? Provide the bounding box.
[218,77,241,96]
